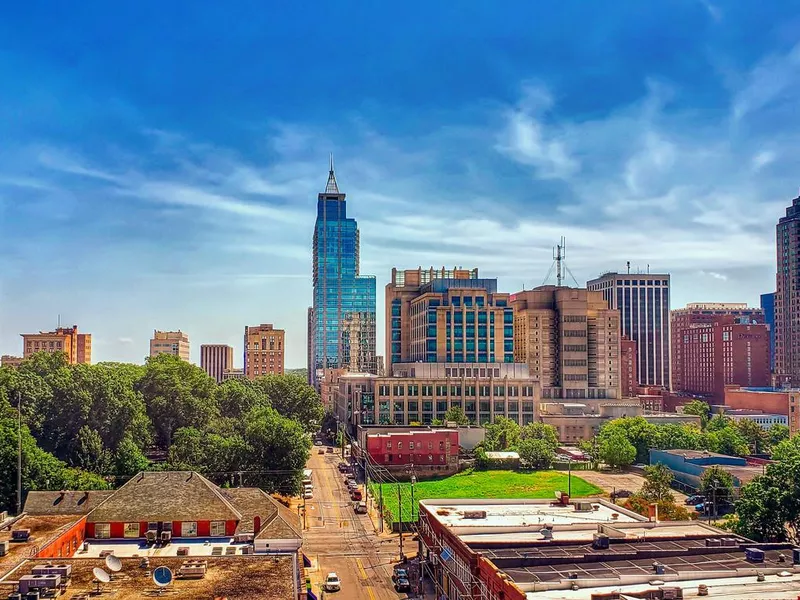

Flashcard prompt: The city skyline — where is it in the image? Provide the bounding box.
[2,2,797,367]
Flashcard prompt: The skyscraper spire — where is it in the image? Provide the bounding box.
[325,153,340,194]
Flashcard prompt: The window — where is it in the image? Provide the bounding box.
[95,523,110,539]
[398,442,403,450]
[182,521,198,537]
[409,441,415,450]
[124,522,140,538]
[211,521,226,536]
[387,441,392,449]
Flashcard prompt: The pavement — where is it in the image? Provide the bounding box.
[301,447,414,600]
[565,469,689,504]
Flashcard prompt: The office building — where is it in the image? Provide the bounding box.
[340,311,377,373]
[587,271,670,387]
[725,385,800,436]
[510,286,620,400]
[671,303,765,391]
[200,344,234,383]
[385,266,479,364]
[620,336,637,397]
[306,307,314,385]
[221,368,245,381]
[725,409,787,430]
[677,315,770,401]
[761,292,776,372]
[1,355,23,368]
[21,325,92,364]
[149,330,190,361]
[364,429,459,476]
[244,324,285,378]
[310,159,377,386]
[334,363,539,428]
[776,193,800,385]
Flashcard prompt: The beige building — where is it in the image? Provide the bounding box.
[21,325,92,364]
[334,362,540,428]
[149,330,190,361]
[200,344,234,383]
[222,368,245,381]
[1,355,24,368]
[511,286,620,401]
[244,324,285,379]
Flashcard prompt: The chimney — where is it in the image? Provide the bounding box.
[254,516,261,533]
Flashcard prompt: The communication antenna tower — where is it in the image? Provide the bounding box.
[541,237,580,287]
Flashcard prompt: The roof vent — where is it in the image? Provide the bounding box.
[698,584,709,596]
[539,528,553,540]
[756,571,765,582]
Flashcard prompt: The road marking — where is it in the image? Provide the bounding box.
[365,585,376,600]
[356,558,368,579]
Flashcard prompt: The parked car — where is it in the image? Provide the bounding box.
[318,449,325,455]
[686,495,705,505]
[354,501,368,514]
[392,568,409,583]
[351,489,362,501]
[303,490,313,500]
[613,489,632,498]
[326,447,334,453]
[314,440,323,446]
[324,573,341,592]
[395,577,411,593]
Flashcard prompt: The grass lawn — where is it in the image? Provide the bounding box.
[369,469,602,523]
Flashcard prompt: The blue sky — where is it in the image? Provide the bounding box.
[2,1,800,367]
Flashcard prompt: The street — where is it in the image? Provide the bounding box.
[302,447,408,600]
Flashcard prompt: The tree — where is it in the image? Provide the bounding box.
[599,433,636,469]
[443,406,470,426]
[168,427,206,469]
[682,400,711,428]
[72,426,112,474]
[113,435,150,477]
[700,465,735,516]
[484,417,521,451]
[768,424,790,449]
[216,379,265,419]
[654,423,705,451]
[599,417,657,464]
[518,438,555,469]
[578,438,600,467]
[253,374,323,433]
[734,418,767,455]
[772,435,800,462]
[639,463,675,503]
[705,426,749,457]
[520,422,559,447]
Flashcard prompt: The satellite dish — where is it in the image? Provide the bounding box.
[93,567,111,583]
[153,566,173,587]
[105,554,122,572]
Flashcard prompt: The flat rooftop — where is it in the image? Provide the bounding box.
[0,515,78,577]
[78,538,249,558]
[658,449,735,459]
[0,556,295,600]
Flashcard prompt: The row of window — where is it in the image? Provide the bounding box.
[386,440,446,450]
[94,521,227,538]
[377,384,536,397]
[377,400,536,413]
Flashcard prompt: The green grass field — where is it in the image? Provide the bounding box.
[369,469,602,522]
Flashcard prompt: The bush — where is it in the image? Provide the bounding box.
[623,495,694,521]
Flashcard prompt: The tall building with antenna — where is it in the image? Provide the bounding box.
[309,157,377,387]
[587,269,671,388]
[775,193,800,386]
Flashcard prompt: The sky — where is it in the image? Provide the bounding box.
[2,1,800,368]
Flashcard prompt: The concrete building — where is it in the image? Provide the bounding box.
[761,292,776,372]
[776,193,800,386]
[149,330,189,361]
[650,449,765,489]
[334,363,540,429]
[510,286,620,400]
[726,409,787,430]
[22,325,92,364]
[671,303,765,392]
[244,324,285,378]
[620,336,637,397]
[221,368,245,381]
[386,267,513,366]
[724,385,800,435]
[587,271,670,388]
[200,344,234,383]
[310,159,377,387]
[677,315,770,402]
[1,355,23,368]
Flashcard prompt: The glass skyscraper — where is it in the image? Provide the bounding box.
[310,159,376,386]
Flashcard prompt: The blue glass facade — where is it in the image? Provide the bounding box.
[311,166,376,383]
[761,292,776,372]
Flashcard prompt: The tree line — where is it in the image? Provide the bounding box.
[0,352,323,512]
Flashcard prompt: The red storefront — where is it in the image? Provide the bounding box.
[366,429,458,467]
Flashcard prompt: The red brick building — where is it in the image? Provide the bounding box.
[366,429,458,473]
[725,385,800,436]
[620,336,637,397]
[677,316,770,402]
[671,303,764,392]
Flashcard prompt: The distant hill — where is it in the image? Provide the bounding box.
[286,368,308,380]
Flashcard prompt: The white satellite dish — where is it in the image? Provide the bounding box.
[93,567,111,583]
[153,566,173,588]
[105,554,122,572]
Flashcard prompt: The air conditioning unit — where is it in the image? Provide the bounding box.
[705,538,721,547]
[462,511,487,520]
[11,529,30,542]
[592,533,609,550]
[0,540,9,556]
[745,548,765,563]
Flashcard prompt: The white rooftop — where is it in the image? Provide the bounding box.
[77,538,248,558]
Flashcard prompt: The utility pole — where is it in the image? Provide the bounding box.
[17,391,22,515]
[398,484,404,560]
[567,458,572,498]
[379,482,384,533]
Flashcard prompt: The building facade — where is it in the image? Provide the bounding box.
[200,344,234,383]
[724,385,800,436]
[726,410,787,430]
[776,194,800,385]
[365,429,459,473]
[511,286,620,400]
[21,325,92,364]
[677,316,770,401]
[244,324,285,378]
[620,336,637,398]
[335,363,539,428]
[671,303,765,391]
[310,160,377,387]
[1,355,24,368]
[587,272,670,388]
[221,368,245,381]
[149,330,189,361]
[340,311,377,373]
[761,292,776,372]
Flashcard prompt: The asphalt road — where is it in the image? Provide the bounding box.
[302,448,408,600]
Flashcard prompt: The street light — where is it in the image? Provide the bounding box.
[410,473,417,523]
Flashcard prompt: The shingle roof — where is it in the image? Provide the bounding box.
[86,472,242,523]
[24,491,115,516]
[220,488,301,541]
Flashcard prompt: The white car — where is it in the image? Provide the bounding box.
[324,572,341,591]
[303,490,313,499]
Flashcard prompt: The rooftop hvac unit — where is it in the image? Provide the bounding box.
[233,533,254,543]
[592,533,609,550]
[745,548,765,563]
[705,538,721,547]
[574,502,593,512]
[720,537,738,547]
[18,574,61,595]
[661,587,682,600]
[11,529,30,541]
[24,593,39,600]
[145,530,157,544]
[0,541,9,556]
[462,510,487,519]
[31,564,72,579]
[793,548,800,565]
[8,593,22,600]
[652,562,665,575]
[160,531,171,545]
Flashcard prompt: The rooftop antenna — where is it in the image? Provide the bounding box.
[542,237,581,287]
[627,261,630,274]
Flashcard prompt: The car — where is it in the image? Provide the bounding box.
[303,491,313,499]
[395,577,411,592]
[326,447,334,454]
[350,489,362,501]
[354,501,367,514]
[314,440,323,446]
[392,568,408,583]
[685,495,705,505]
[613,489,632,499]
[324,573,341,592]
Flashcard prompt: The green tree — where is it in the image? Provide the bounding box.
[599,433,636,469]
[113,435,150,477]
[520,422,559,447]
[700,465,735,515]
[768,424,790,449]
[772,435,800,461]
[706,414,732,432]
[168,427,206,468]
[705,426,749,457]
[72,426,112,474]
[682,400,711,428]
[484,417,521,451]
[216,378,265,419]
[253,374,323,433]
[443,405,470,426]
[518,438,555,469]
[639,463,675,503]
[734,418,767,455]
[578,438,600,467]
[654,423,705,451]
[599,417,656,464]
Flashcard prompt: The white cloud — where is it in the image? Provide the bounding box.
[732,42,800,121]
[117,337,133,344]
[699,271,728,281]
[752,150,776,171]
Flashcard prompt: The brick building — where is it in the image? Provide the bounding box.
[21,325,92,364]
[776,193,800,385]
[725,385,800,436]
[149,330,190,361]
[366,429,457,468]
[200,344,234,383]
[620,336,637,397]
[244,323,285,378]
[677,316,770,402]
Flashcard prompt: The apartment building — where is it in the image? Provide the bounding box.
[149,330,190,361]
[510,286,620,400]
[620,336,637,397]
[21,325,92,364]
[1,355,24,368]
[334,362,539,428]
[200,344,234,383]
[340,311,377,373]
[671,303,765,391]
[244,324,285,378]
